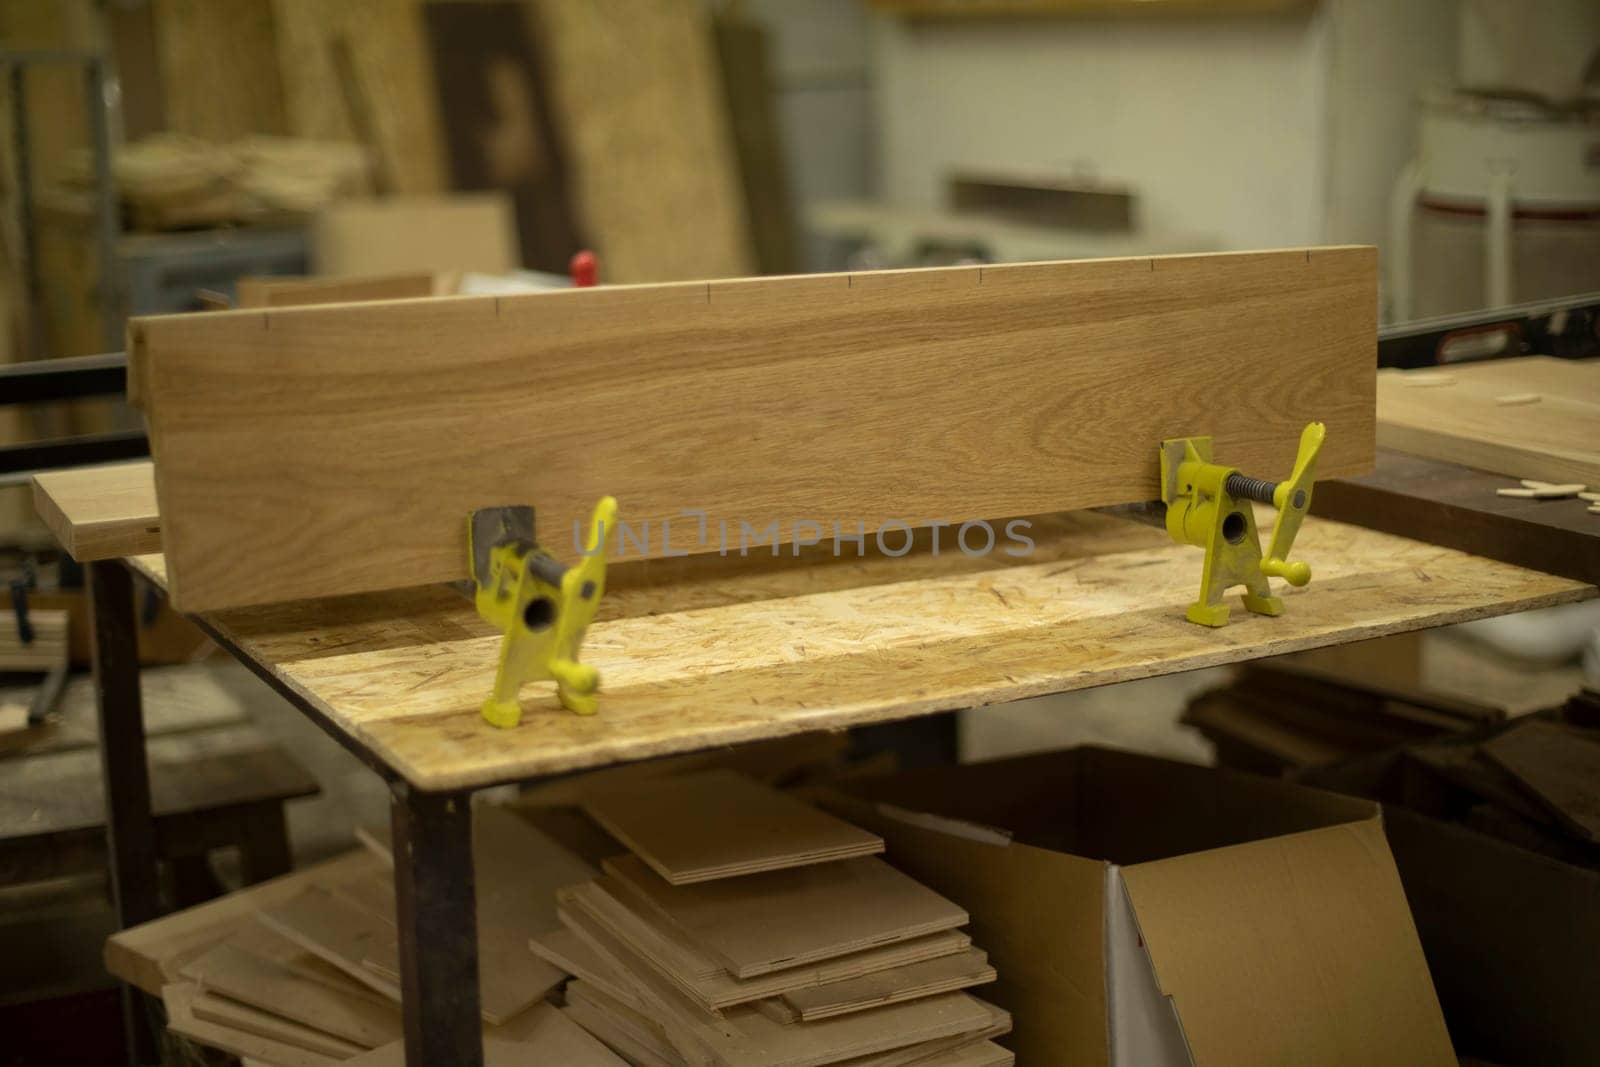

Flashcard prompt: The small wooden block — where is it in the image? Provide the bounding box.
[1496,393,1541,406]
[1496,488,1537,498]
[580,768,884,884]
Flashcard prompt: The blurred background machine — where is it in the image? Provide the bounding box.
[1390,0,1600,319]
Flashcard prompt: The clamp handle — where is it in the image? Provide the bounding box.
[1260,421,1324,586]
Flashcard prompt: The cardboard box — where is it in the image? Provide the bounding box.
[1303,749,1600,1066]
[820,747,1453,1067]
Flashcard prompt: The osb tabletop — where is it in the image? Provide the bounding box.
[127,512,1594,792]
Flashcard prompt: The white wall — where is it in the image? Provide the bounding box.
[874,10,1333,251]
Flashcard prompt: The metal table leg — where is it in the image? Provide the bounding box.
[391,783,483,1066]
[87,559,161,1064]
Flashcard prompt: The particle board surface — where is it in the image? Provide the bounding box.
[1375,356,1600,485]
[581,768,884,884]
[602,853,968,979]
[107,850,387,996]
[31,461,160,562]
[130,247,1378,611]
[127,509,1591,792]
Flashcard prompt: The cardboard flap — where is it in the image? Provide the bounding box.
[821,792,1110,1067]
[1120,819,1454,1067]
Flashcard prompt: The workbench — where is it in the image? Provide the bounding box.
[33,461,1594,1065]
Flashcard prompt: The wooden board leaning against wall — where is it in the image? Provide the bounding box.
[131,247,1378,611]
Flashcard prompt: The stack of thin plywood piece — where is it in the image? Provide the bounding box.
[542,769,1012,1066]
[115,806,627,1065]
[103,754,1009,1065]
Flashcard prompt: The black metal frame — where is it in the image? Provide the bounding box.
[92,562,491,1065]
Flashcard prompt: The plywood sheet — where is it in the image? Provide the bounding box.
[131,247,1378,611]
[180,940,401,1047]
[190,990,366,1059]
[1376,357,1600,485]
[563,877,972,1009]
[603,853,967,979]
[163,982,341,1067]
[107,850,385,996]
[775,948,994,1021]
[581,768,883,884]
[335,1003,628,1066]
[31,462,160,562]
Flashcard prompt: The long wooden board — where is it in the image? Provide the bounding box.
[131,248,1377,611]
[1375,356,1600,485]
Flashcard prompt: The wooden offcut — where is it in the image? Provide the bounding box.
[1376,357,1599,486]
[580,769,884,884]
[31,462,160,562]
[132,247,1377,611]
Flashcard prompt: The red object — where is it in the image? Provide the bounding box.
[569,250,598,288]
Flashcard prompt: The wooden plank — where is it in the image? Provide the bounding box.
[1316,449,1600,583]
[235,272,448,309]
[603,854,968,979]
[580,768,883,884]
[1375,357,1600,486]
[131,247,1378,611]
[1481,720,1600,843]
[311,194,519,276]
[256,886,403,1000]
[142,509,1593,792]
[31,462,161,562]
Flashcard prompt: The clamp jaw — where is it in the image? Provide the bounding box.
[1159,422,1325,627]
[468,497,618,727]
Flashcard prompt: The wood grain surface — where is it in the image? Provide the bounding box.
[1376,357,1599,485]
[132,247,1376,611]
[122,510,1593,792]
[31,462,160,562]
[1315,449,1600,583]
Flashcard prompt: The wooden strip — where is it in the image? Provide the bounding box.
[1376,357,1600,486]
[580,768,883,885]
[255,886,403,1001]
[603,854,967,980]
[31,462,160,562]
[131,247,1377,610]
[1316,450,1600,583]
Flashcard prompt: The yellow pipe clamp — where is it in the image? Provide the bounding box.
[469,497,618,727]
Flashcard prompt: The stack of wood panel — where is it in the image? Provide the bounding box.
[541,769,1012,1066]
[122,805,626,1065]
